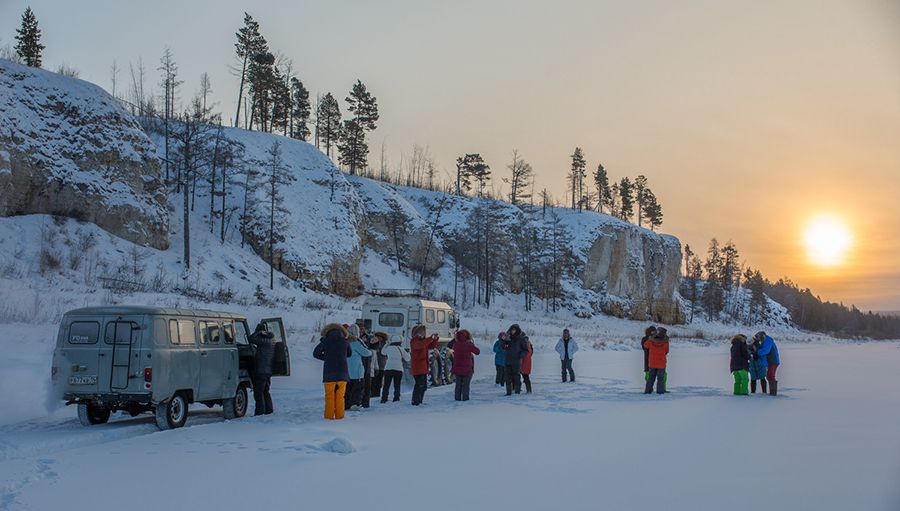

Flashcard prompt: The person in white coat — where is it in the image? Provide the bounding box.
[380,335,410,403]
[554,328,579,382]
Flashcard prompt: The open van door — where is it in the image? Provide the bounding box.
[260,317,291,376]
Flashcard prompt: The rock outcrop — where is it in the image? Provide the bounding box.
[0,59,168,249]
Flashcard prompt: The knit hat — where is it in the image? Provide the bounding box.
[654,327,668,340]
[373,331,389,342]
[645,325,658,337]
[731,334,747,343]
[411,324,426,338]
[455,329,471,343]
[347,323,360,340]
[498,331,507,338]
[754,331,766,342]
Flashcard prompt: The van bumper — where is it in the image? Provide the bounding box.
[64,392,152,406]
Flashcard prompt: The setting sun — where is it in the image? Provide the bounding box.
[804,215,853,268]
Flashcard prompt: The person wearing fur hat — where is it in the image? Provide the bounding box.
[730,334,751,395]
[493,332,507,387]
[643,328,669,394]
[380,335,409,403]
[345,324,373,411]
[555,328,579,383]
[450,329,480,401]
[503,324,530,395]
[753,331,780,396]
[410,325,438,405]
[313,323,352,420]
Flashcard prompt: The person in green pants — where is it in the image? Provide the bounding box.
[730,334,751,395]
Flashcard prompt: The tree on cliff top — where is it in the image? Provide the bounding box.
[15,7,45,68]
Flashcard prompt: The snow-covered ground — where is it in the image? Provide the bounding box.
[1,337,898,511]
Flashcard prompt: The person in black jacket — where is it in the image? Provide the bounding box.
[503,324,529,395]
[642,326,657,382]
[730,334,751,395]
[313,323,352,420]
[248,323,276,415]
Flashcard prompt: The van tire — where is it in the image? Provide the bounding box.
[155,393,188,430]
[223,384,249,420]
[77,403,111,426]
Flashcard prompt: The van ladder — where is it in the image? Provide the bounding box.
[110,319,133,390]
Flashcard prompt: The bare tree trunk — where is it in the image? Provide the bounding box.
[234,55,247,127]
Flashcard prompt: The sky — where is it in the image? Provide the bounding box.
[2,0,898,310]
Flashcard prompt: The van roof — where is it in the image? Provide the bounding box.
[361,296,453,309]
[63,306,247,320]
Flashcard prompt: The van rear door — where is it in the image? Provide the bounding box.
[260,318,290,377]
[102,316,144,392]
[60,319,102,393]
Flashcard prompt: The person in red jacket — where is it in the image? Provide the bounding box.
[409,325,438,405]
[643,328,669,394]
[520,336,534,394]
[450,329,480,401]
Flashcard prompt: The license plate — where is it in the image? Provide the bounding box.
[69,375,97,385]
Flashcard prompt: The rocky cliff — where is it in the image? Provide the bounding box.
[0,59,168,249]
[1,60,684,322]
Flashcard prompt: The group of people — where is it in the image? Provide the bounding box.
[730,331,781,396]
[249,319,782,420]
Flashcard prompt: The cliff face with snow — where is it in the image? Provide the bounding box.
[0,59,168,249]
[0,60,684,323]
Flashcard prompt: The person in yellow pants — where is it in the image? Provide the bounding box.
[314,323,352,420]
[323,381,347,420]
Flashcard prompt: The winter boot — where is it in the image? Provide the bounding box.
[750,380,757,394]
[770,380,777,396]
[761,379,768,394]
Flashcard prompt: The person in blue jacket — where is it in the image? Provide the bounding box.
[753,331,780,396]
[493,332,507,387]
[346,324,373,410]
[748,336,768,394]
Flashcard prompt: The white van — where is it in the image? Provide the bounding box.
[359,295,459,346]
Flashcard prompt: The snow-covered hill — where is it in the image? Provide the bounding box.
[0,58,168,249]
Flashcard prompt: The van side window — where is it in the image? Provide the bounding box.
[235,321,251,345]
[425,309,435,323]
[222,321,235,344]
[154,318,168,346]
[379,313,404,327]
[68,321,99,344]
[104,321,138,344]
[203,321,220,344]
[169,319,179,345]
[177,320,196,346]
[437,310,446,323]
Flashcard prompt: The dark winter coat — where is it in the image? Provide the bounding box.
[249,329,276,377]
[503,329,529,368]
[450,330,480,376]
[641,336,651,372]
[410,336,438,376]
[730,337,751,372]
[313,323,352,383]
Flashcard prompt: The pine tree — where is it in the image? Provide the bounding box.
[721,241,740,289]
[634,175,648,227]
[593,163,611,214]
[618,177,634,221]
[455,153,488,196]
[507,149,534,206]
[338,80,379,175]
[289,77,311,141]
[233,13,267,127]
[15,7,45,68]
[248,51,276,132]
[317,93,342,158]
[568,147,586,210]
[642,188,663,231]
